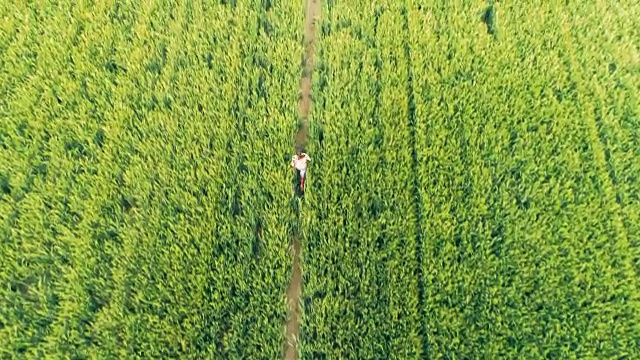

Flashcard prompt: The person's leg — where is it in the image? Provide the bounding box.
[299,169,306,190]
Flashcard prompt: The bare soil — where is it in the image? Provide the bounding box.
[294,0,319,151]
[285,0,320,359]
[284,235,303,360]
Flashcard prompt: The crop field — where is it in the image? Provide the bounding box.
[302,0,639,358]
[1,1,303,358]
[1,0,639,359]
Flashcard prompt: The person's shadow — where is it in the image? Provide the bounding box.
[293,171,304,198]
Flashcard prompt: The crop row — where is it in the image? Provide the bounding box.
[300,0,640,358]
[407,0,639,357]
[556,0,639,284]
[301,0,424,358]
[0,1,302,358]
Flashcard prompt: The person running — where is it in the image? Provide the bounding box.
[290,148,311,192]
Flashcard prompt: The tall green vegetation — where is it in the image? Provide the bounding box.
[1,0,639,358]
[301,0,424,358]
[0,1,302,358]
[302,0,640,358]
[407,0,639,357]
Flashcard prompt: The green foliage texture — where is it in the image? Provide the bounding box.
[1,0,639,359]
[0,0,302,358]
[301,0,640,359]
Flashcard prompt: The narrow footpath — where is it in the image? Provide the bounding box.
[284,0,320,359]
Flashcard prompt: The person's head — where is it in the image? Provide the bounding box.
[296,146,303,157]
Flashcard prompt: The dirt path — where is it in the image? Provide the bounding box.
[284,235,303,360]
[294,0,319,150]
[285,0,320,359]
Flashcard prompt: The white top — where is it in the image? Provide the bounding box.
[291,153,311,171]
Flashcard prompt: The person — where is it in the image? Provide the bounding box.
[290,149,311,192]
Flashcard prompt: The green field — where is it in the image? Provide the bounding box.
[1,0,639,359]
[303,0,640,358]
[1,1,303,358]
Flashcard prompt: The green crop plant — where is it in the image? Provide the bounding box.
[300,0,424,358]
[301,0,640,358]
[1,0,639,358]
[406,0,640,358]
[0,0,302,358]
